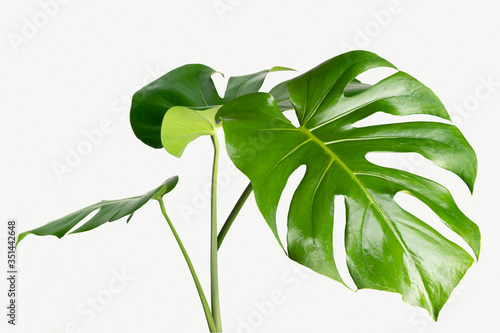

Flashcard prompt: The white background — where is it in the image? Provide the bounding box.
[1,0,499,332]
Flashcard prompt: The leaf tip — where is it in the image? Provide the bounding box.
[270,66,296,73]
[214,70,224,78]
[15,232,28,248]
[153,176,180,201]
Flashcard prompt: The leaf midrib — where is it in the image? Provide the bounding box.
[297,126,409,253]
[301,66,357,127]
[297,125,433,306]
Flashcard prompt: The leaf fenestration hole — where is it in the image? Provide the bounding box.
[276,165,306,251]
[66,210,100,235]
[394,192,475,259]
[283,110,300,128]
[354,67,397,86]
[365,152,472,200]
[352,112,450,128]
[333,195,357,289]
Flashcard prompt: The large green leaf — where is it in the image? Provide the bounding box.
[218,51,479,319]
[17,176,178,244]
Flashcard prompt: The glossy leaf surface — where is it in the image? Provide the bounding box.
[218,51,479,319]
[269,78,371,112]
[17,176,178,244]
[131,64,223,149]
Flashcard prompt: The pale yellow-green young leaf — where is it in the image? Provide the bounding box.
[161,106,221,158]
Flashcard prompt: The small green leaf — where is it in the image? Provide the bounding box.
[223,67,294,102]
[161,106,221,158]
[17,176,179,245]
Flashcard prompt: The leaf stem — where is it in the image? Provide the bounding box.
[217,183,253,250]
[210,134,223,332]
[158,198,217,332]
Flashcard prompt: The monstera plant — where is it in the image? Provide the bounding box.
[18,51,479,332]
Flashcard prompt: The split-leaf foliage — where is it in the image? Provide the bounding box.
[19,51,479,324]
